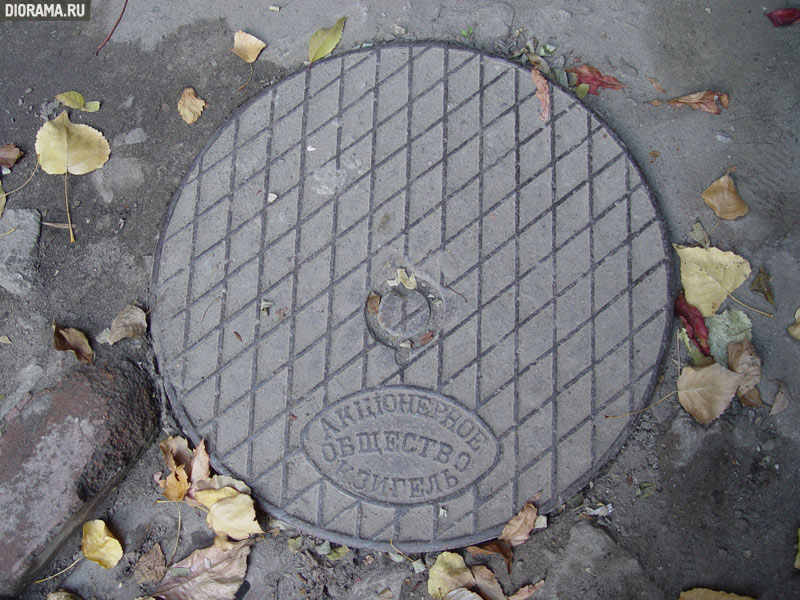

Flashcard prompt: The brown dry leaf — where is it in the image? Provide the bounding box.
[154,537,253,600]
[788,307,800,340]
[749,267,775,306]
[0,144,23,168]
[471,565,505,600]
[135,543,166,584]
[160,463,190,501]
[466,539,513,574]
[230,30,266,63]
[664,91,730,114]
[531,68,550,123]
[206,492,264,540]
[673,245,751,317]
[53,325,94,364]
[678,589,754,600]
[46,593,83,600]
[646,76,666,93]
[189,438,211,487]
[377,589,395,600]
[677,363,743,424]
[35,111,110,175]
[82,519,123,568]
[99,304,147,345]
[701,168,748,220]
[738,388,762,407]
[770,380,791,416]
[499,502,538,546]
[508,581,545,600]
[177,88,207,125]
[726,339,761,401]
[428,552,477,600]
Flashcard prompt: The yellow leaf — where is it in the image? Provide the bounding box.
[53,325,94,364]
[177,87,207,125]
[677,363,743,424]
[500,502,538,546]
[231,30,266,63]
[0,179,6,219]
[678,589,754,600]
[160,463,189,501]
[195,486,238,508]
[673,245,751,317]
[308,16,347,64]
[788,307,800,340]
[206,492,264,540]
[35,111,110,175]
[701,168,748,220]
[55,91,100,112]
[428,552,476,600]
[193,474,252,495]
[82,520,123,568]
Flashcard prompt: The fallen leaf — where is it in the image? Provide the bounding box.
[646,76,666,93]
[46,592,83,600]
[678,327,708,366]
[428,552,477,600]
[636,482,656,499]
[706,309,752,365]
[205,492,264,540]
[0,144,23,168]
[315,540,331,555]
[366,292,381,314]
[500,502,538,546]
[0,335,11,344]
[53,325,94,364]
[689,222,710,248]
[177,88,207,125]
[738,389,762,408]
[98,304,147,345]
[56,91,100,112]
[787,307,800,340]
[766,8,800,26]
[193,474,251,495]
[287,536,303,553]
[659,90,729,114]
[565,64,625,95]
[677,363,743,424]
[770,380,791,416]
[0,180,5,218]
[377,589,395,600]
[678,589,755,600]
[411,558,427,573]
[444,590,482,600]
[135,543,166,584]
[675,290,711,356]
[466,539,513,574]
[326,545,349,560]
[471,565,505,600]
[508,580,545,600]
[195,485,238,509]
[701,168,748,220]
[154,537,253,600]
[726,339,761,402]
[530,68,550,122]
[308,16,347,64]
[749,267,775,305]
[573,83,590,99]
[795,528,800,569]
[673,245,751,317]
[82,520,123,568]
[534,515,547,529]
[35,112,110,175]
[649,150,660,160]
[584,503,614,517]
[160,436,193,476]
[160,464,190,501]
[230,30,266,63]
[189,438,211,487]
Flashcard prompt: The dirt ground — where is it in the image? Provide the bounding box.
[2,1,799,599]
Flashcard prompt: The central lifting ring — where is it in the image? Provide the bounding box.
[364,268,445,365]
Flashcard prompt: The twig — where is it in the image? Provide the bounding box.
[3,159,39,196]
[238,63,255,92]
[95,0,129,55]
[388,538,413,562]
[41,221,71,229]
[168,504,181,565]
[34,556,83,584]
[64,173,75,243]
[0,227,17,236]
[605,390,678,419]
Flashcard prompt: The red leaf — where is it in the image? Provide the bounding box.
[675,290,710,356]
[766,8,800,26]
[565,64,625,95]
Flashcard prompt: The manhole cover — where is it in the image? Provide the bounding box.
[151,44,673,552]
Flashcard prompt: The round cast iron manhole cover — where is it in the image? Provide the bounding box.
[151,44,673,552]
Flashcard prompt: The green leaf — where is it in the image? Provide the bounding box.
[553,67,568,88]
[567,71,579,87]
[287,536,303,553]
[574,83,590,98]
[706,309,752,365]
[326,545,349,560]
[636,482,656,499]
[308,16,347,64]
[537,43,556,56]
[56,91,100,112]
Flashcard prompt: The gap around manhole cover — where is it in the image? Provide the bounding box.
[150,43,674,553]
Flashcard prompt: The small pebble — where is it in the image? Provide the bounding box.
[715,131,732,143]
